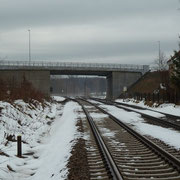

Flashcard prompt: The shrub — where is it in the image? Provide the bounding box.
[0,76,49,103]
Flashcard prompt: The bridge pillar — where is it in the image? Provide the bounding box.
[106,74,113,99]
[106,71,141,99]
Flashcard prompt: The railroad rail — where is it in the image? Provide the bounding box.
[77,99,123,180]
[74,98,180,179]
[91,98,180,131]
[114,100,180,120]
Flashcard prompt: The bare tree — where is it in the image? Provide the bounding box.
[154,51,168,71]
[153,51,169,91]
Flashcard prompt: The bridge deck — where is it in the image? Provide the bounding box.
[0,61,149,75]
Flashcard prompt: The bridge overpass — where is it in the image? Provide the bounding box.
[0,61,149,99]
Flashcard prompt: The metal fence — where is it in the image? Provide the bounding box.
[130,92,180,104]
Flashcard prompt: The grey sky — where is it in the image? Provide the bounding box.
[0,0,179,65]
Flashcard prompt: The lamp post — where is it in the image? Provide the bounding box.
[178,33,180,50]
[158,40,161,61]
[28,29,31,64]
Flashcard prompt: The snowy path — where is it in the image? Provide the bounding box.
[30,101,79,180]
[0,98,81,180]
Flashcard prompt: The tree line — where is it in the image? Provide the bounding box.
[50,76,106,97]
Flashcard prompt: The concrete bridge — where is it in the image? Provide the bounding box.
[0,61,149,99]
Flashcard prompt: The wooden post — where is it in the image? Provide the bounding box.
[17,135,22,157]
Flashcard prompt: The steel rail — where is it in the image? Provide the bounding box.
[74,98,124,180]
[91,98,180,131]
[114,100,180,120]
[82,98,180,172]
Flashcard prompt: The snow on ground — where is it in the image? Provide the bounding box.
[52,96,66,102]
[116,98,180,117]
[31,101,79,180]
[119,105,165,118]
[0,98,80,180]
[89,112,116,137]
[99,103,180,150]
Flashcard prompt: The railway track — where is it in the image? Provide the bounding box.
[89,98,180,160]
[114,101,180,120]
[90,98,180,131]
[75,98,180,180]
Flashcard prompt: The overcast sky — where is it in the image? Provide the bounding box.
[0,0,180,65]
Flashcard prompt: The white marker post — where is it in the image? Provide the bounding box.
[123,86,127,101]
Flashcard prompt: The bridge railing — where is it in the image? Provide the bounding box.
[0,60,149,73]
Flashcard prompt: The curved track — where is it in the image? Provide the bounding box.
[74,98,180,180]
[115,101,180,120]
[91,98,180,131]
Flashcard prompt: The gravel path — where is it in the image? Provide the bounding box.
[67,119,90,180]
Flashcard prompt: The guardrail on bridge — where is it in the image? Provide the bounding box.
[0,60,149,74]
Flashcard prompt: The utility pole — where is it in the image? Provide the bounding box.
[157,40,162,71]
[28,29,31,63]
[158,41,161,61]
[178,34,180,50]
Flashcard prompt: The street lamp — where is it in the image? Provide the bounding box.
[178,33,180,50]
[158,40,161,61]
[28,29,31,63]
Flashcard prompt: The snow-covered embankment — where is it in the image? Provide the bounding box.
[0,97,79,180]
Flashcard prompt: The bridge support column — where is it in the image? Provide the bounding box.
[106,74,112,99]
[106,72,141,100]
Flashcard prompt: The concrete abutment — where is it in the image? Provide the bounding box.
[106,71,142,99]
[0,70,50,95]
[0,70,142,100]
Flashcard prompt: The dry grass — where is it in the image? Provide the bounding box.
[128,71,170,94]
[0,76,49,103]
